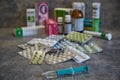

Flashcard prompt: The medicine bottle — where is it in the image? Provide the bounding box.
[64,15,72,34]
[71,3,84,32]
[57,17,64,34]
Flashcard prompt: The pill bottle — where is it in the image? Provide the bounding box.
[71,3,84,32]
[64,15,72,34]
[57,17,64,34]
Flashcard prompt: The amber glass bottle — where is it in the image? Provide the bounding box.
[71,6,84,32]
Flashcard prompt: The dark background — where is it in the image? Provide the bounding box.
[0,0,120,28]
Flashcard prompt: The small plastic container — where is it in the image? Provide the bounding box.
[64,15,72,34]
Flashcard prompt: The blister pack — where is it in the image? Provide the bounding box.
[44,49,75,64]
[74,41,103,54]
[18,46,36,59]
[67,46,91,63]
[66,31,92,44]
[27,38,57,47]
[18,44,50,59]
[46,35,65,41]
[18,43,32,49]
[30,49,48,64]
[51,39,76,49]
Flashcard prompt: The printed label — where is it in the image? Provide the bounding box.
[74,18,84,31]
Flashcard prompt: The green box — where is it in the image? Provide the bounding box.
[54,8,72,21]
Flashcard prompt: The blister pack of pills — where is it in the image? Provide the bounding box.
[27,38,57,47]
[44,48,75,64]
[74,41,103,54]
[88,41,103,53]
[46,35,65,41]
[67,46,91,63]
[18,44,50,59]
[45,48,64,55]
[51,39,76,49]
[18,43,33,49]
[18,46,36,59]
[66,31,92,44]
[30,49,47,64]
[51,41,66,49]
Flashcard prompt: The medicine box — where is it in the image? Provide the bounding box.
[45,19,57,36]
[54,8,72,21]
[14,25,45,37]
[36,2,48,25]
[26,9,36,26]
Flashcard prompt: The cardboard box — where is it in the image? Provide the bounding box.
[45,19,57,36]
[54,8,72,21]
[36,2,48,25]
[14,25,45,37]
[26,9,36,26]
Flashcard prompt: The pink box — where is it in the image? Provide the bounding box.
[36,2,48,25]
[45,19,58,36]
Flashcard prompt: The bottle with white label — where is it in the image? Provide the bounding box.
[57,17,64,34]
[92,3,101,32]
[71,3,84,32]
[64,15,72,34]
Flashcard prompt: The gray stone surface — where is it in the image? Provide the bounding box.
[0,0,120,28]
[0,27,120,80]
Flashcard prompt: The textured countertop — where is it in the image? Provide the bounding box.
[0,27,120,80]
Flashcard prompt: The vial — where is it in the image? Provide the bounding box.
[57,17,64,34]
[64,15,72,34]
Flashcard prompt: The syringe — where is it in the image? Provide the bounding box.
[42,65,88,79]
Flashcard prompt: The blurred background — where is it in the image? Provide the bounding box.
[0,0,120,29]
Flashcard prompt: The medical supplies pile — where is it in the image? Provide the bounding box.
[17,33,103,65]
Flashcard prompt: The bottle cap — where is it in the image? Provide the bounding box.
[27,9,35,12]
[92,3,101,8]
[72,2,83,10]
[65,15,71,22]
[106,33,112,40]
[57,17,63,23]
